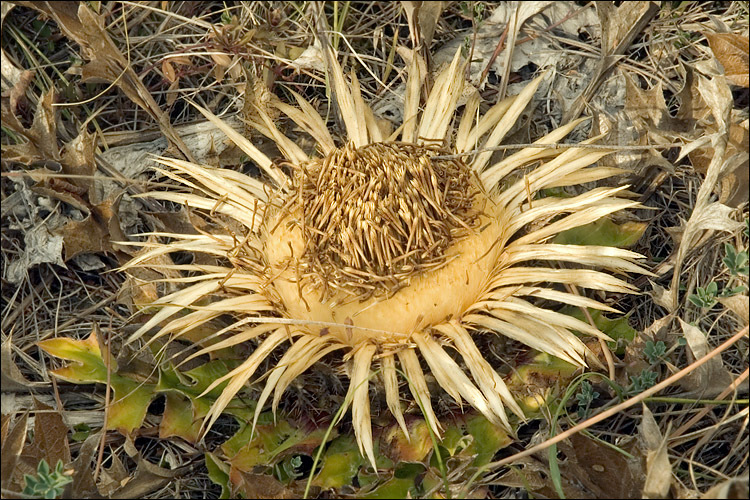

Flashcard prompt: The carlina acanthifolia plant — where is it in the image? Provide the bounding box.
[121,46,649,469]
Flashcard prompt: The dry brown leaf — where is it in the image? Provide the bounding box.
[678,319,734,398]
[701,474,750,499]
[62,431,99,499]
[7,69,35,114]
[109,456,178,499]
[162,59,176,83]
[639,404,672,499]
[717,294,749,324]
[97,453,129,497]
[58,206,114,261]
[704,32,750,88]
[686,202,745,235]
[17,399,71,480]
[1,88,60,164]
[563,1,659,122]
[498,433,644,498]
[616,71,693,172]
[229,469,296,499]
[677,66,749,206]
[60,128,97,192]
[0,412,28,491]
[1,335,39,392]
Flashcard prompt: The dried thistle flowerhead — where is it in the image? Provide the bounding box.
[123,48,649,469]
[281,141,481,299]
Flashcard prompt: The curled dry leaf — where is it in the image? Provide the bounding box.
[1,334,40,391]
[678,319,733,398]
[639,404,672,499]
[497,432,644,498]
[700,474,750,499]
[22,399,72,474]
[717,294,749,324]
[2,88,60,163]
[563,1,659,122]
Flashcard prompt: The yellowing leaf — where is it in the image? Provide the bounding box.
[382,419,433,463]
[38,331,112,382]
[38,329,156,435]
[312,435,365,490]
[160,392,201,443]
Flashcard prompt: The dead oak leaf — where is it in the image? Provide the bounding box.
[678,319,734,398]
[17,399,72,482]
[1,88,60,164]
[639,404,672,499]
[704,32,750,88]
[57,200,119,261]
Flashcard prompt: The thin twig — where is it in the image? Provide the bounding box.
[670,368,750,441]
[482,325,749,470]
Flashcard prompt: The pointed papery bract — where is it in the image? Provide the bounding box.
[480,117,590,186]
[398,348,441,438]
[456,90,481,153]
[401,52,425,143]
[350,344,378,471]
[381,354,409,440]
[273,91,336,154]
[470,74,546,173]
[188,100,285,186]
[417,49,465,144]
[200,328,290,433]
[327,47,367,147]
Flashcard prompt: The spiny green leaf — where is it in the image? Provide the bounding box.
[562,306,637,354]
[38,331,155,435]
[224,418,331,472]
[360,462,425,499]
[554,217,647,248]
[312,435,364,490]
[464,415,513,467]
[205,452,231,499]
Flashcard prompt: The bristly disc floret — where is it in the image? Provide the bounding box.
[280,141,482,299]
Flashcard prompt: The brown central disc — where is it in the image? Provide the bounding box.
[279,142,482,299]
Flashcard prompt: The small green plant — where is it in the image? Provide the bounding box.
[688,239,748,306]
[22,459,72,499]
[688,281,718,308]
[459,1,486,20]
[575,380,600,419]
[718,285,747,298]
[722,243,749,277]
[276,454,305,482]
[643,340,667,365]
[628,370,659,395]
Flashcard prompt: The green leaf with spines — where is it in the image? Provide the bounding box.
[553,217,647,248]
